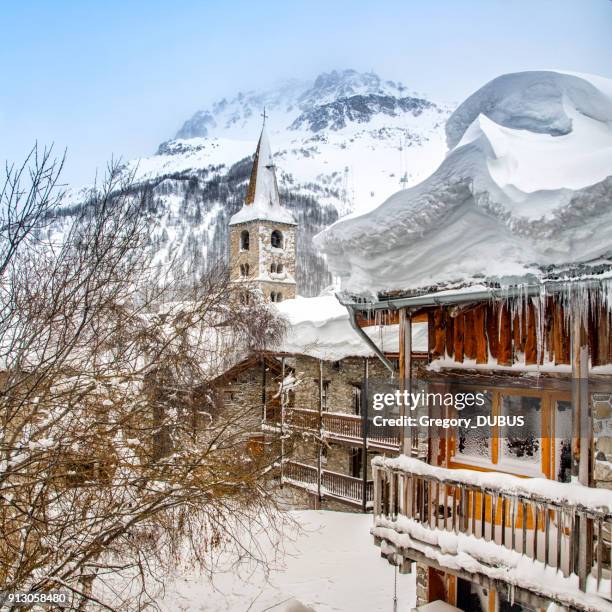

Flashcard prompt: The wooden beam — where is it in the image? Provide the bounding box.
[445,310,454,359]
[486,303,499,360]
[464,310,476,360]
[453,313,465,363]
[432,308,446,358]
[399,308,412,456]
[474,306,488,364]
[498,304,512,366]
[524,301,538,365]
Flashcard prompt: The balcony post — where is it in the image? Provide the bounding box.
[280,356,285,485]
[571,300,592,591]
[399,308,413,455]
[362,357,369,512]
[318,358,323,502]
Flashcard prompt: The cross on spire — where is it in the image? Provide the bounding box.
[261,107,268,125]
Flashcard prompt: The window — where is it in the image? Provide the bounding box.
[270,262,283,274]
[270,263,277,274]
[271,230,283,249]
[554,399,572,483]
[240,230,250,251]
[455,390,492,463]
[350,448,363,478]
[240,263,250,277]
[240,291,250,305]
[270,291,283,303]
[499,394,542,471]
[352,384,362,415]
[321,380,330,410]
[448,387,569,479]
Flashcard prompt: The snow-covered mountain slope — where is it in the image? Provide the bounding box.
[140,69,451,215]
[58,69,451,296]
[314,70,612,296]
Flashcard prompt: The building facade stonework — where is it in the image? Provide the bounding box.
[229,220,296,302]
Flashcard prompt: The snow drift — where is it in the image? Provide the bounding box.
[314,71,612,296]
[275,295,427,360]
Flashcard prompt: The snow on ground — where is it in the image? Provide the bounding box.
[155,510,415,612]
[314,70,612,295]
[275,295,428,360]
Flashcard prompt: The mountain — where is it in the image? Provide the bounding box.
[65,69,453,296]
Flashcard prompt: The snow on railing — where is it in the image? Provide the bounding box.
[372,456,612,607]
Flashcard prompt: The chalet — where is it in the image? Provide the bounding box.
[314,71,612,611]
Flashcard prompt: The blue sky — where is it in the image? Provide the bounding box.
[1,0,611,185]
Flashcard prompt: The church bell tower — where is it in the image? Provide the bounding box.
[228,120,297,303]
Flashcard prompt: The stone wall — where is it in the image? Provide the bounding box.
[292,355,389,414]
[229,220,296,301]
[415,563,429,608]
[218,352,395,511]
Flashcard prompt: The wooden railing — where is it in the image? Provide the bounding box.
[285,408,319,430]
[283,460,373,505]
[373,462,612,601]
[268,408,400,449]
[322,412,361,439]
[283,460,318,487]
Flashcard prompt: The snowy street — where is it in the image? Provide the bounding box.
[155,511,415,612]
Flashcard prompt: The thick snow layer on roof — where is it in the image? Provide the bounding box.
[275,295,427,360]
[229,127,296,226]
[314,71,612,295]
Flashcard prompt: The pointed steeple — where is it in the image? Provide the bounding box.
[244,126,280,208]
[229,121,296,226]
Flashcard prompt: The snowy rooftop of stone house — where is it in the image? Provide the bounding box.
[314,70,612,298]
[275,294,427,360]
[229,126,296,226]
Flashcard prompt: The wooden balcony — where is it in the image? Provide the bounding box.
[372,457,612,612]
[266,408,400,451]
[283,460,373,507]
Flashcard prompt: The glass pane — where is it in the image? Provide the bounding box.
[500,395,541,470]
[455,390,492,463]
[555,399,572,483]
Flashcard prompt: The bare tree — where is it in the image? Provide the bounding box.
[0,147,288,610]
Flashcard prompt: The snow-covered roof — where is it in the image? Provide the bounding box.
[229,126,296,226]
[274,295,427,360]
[314,70,612,296]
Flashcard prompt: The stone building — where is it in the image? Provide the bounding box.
[213,291,428,512]
[228,124,296,303]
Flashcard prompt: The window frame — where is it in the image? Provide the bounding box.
[240,230,250,251]
[446,386,569,480]
[271,229,283,249]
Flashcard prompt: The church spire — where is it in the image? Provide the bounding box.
[244,122,280,208]
[229,117,295,227]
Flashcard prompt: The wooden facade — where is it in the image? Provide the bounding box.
[428,300,612,367]
[360,289,612,611]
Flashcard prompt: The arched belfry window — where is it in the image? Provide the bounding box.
[240,263,250,277]
[240,230,250,251]
[271,230,283,249]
